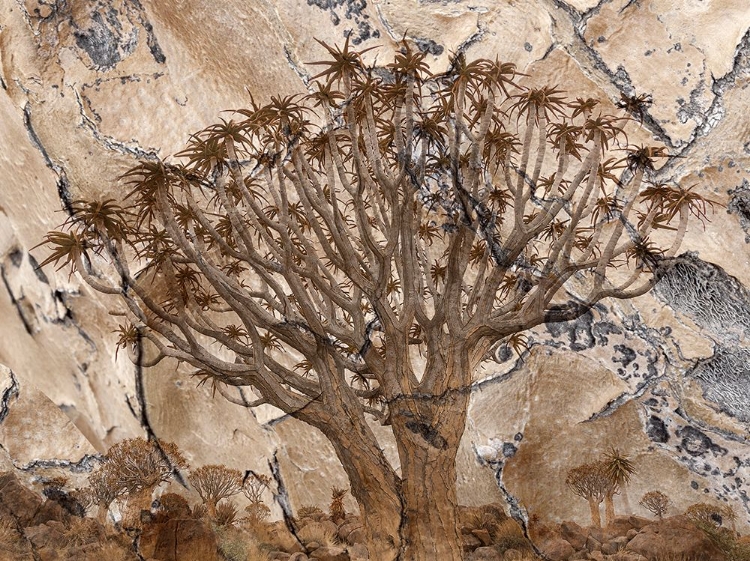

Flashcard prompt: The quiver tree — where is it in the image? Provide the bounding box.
[685,502,736,530]
[566,461,615,528]
[639,490,670,519]
[242,472,271,522]
[330,486,348,523]
[86,466,123,525]
[38,38,714,560]
[602,448,636,524]
[90,437,187,526]
[189,464,243,517]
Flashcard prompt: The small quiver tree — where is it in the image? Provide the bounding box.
[242,472,271,523]
[103,437,187,527]
[566,461,615,528]
[330,487,348,523]
[189,464,243,518]
[639,490,670,520]
[87,464,125,526]
[602,448,636,524]
[37,38,717,561]
[685,502,736,531]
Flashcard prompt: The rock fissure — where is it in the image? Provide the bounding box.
[15,453,102,473]
[71,86,159,160]
[0,263,34,335]
[0,367,20,424]
[269,451,307,553]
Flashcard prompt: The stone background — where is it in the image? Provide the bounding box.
[0,0,749,529]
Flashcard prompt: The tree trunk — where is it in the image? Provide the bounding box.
[604,493,615,526]
[301,340,474,560]
[314,407,403,561]
[389,388,469,561]
[96,503,109,526]
[588,498,602,528]
[123,487,154,529]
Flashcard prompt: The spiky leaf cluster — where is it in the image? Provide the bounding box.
[38,40,713,426]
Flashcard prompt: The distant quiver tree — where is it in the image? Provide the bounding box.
[38,38,714,561]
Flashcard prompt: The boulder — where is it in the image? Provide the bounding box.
[603,516,639,540]
[540,537,575,561]
[625,515,726,561]
[267,521,305,553]
[602,535,629,555]
[471,528,493,546]
[608,553,649,561]
[309,546,349,561]
[337,520,365,545]
[466,546,502,561]
[0,472,42,526]
[559,520,588,549]
[348,543,369,560]
[35,548,60,561]
[29,499,69,526]
[627,516,652,531]
[462,532,483,551]
[22,521,67,549]
[139,519,222,561]
[585,534,602,552]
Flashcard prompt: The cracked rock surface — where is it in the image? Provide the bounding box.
[0,0,749,530]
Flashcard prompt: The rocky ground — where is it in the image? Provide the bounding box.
[1,467,749,561]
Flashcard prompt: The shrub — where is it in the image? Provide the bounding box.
[685,502,733,528]
[0,518,30,556]
[244,501,271,523]
[297,505,324,519]
[640,490,671,519]
[215,525,250,561]
[215,501,239,527]
[189,464,243,517]
[192,503,208,519]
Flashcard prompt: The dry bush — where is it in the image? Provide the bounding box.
[41,475,68,490]
[192,503,208,519]
[106,438,187,496]
[297,505,324,519]
[70,487,95,514]
[215,501,240,526]
[298,521,339,548]
[215,524,277,561]
[467,510,499,533]
[60,517,104,548]
[244,501,271,523]
[685,502,733,528]
[494,518,531,553]
[0,518,30,556]
[85,539,138,561]
[87,437,187,526]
